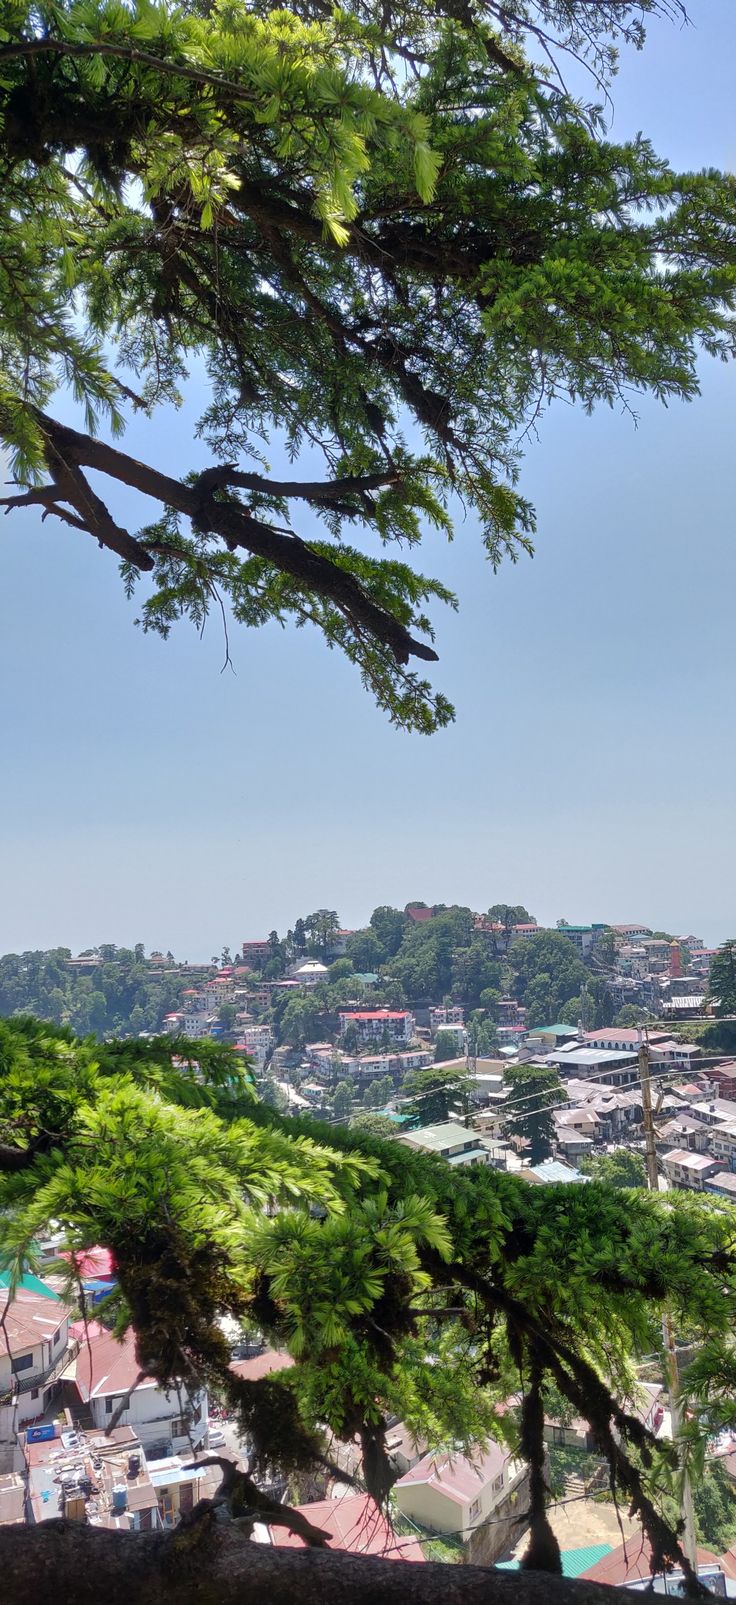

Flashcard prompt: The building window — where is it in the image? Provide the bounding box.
[469,1497,481,1522]
[11,1353,33,1374]
[105,1397,115,1414]
[31,1389,39,1400]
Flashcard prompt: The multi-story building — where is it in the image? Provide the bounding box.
[610,924,653,943]
[233,1022,273,1069]
[0,1283,75,1460]
[555,922,609,957]
[661,1149,721,1192]
[240,940,272,968]
[547,1046,639,1089]
[429,1006,464,1033]
[583,1029,669,1054]
[338,1010,415,1047]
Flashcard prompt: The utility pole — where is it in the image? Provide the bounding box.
[637,1031,698,1572]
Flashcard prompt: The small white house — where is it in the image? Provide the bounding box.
[66,1327,208,1457]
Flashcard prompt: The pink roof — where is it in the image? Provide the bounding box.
[229,1350,294,1383]
[395,1442,508,1506]
[340,1011,409,1021]
[269,1492,424,1561]
[0,1288,69,1353]
[61,1246,115,1280]
[69,1319,107,1343]
[406,908,433,923]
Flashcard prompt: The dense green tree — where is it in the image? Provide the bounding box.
[0,947,188,1036]
[304,911,341,960]
[328,958,354,983]
[504,1062,564,1163]
[331,1080,354,1120]
[369,908,407,959]
[450,941,503,1009]
[278,994,328,1050]
[349,1112,398,1140]
[344,928,386,973]
[1,1013,735,1592]
[386,908,474,1003]
[2,4,735,731]
[580,1150,647,1189]
[615,1005,651,1027]
[467,1013,499,1059]
[218,1002,238,1029]
[511,932,589,1023]
[434,1029,464,1064]
[402,1065,470,1125]
[709,941,736,1016]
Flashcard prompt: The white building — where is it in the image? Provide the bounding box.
[338,1010,415,1046]
[0,1284,74,1452]
[234,1022,273,1069]
[429,1006,465,1033]
[64,1327,208,1458]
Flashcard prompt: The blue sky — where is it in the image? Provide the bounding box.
[1,2,735,958]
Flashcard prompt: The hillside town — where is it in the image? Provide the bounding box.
[1,908,736,1588]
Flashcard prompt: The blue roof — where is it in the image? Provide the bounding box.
[529,1160,588,1185]
[497,1544,612,1578]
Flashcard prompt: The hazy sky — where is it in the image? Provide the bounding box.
[2,3,735,960]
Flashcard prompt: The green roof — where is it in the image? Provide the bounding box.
[497,1545,612,1579]
[0,1268,60,1300]
[527,1023,577,1037]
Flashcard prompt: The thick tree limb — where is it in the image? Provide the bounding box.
[0,1521,664,1605]
[34,413,438,666]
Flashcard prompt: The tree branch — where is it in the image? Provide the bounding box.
[0,1520,666,1605]
[33,413,438,666]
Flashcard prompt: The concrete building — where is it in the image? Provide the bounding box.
[661,1149,721,1192]
[63,1326,208,1458]
[394,1442,528,1564]
[547,1046,639,1089]
[705,1172,736,1201]
[338,1010,415,1047]
[0,1284,74,1456]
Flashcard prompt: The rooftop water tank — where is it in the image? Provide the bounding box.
[111,1483,128,1514]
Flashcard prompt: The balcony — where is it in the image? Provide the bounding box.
[0,1337,79,1404]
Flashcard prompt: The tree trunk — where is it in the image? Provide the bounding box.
[0,1521,667,1605]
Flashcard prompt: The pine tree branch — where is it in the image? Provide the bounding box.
[32,413,439,667]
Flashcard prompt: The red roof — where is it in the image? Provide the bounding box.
[229,1350,294,1383]
[70,1326,155,1402]
[0,1288,69,1354]
[269,1492,424,1561]
[406,907,433,923]
[582,1538,719,1586]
